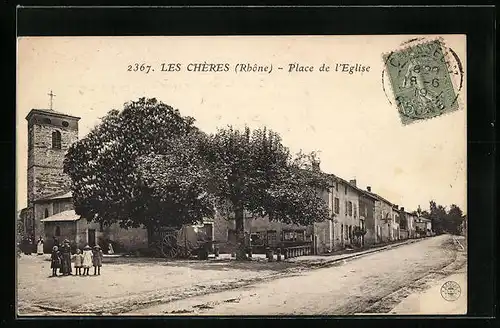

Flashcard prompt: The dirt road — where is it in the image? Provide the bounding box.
[127,234,465,315]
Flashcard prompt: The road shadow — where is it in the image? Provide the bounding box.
[102,256,301,272]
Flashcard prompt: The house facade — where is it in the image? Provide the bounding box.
[366,188,398,243]
[405,211,418,238]
[358,189,377,246]
[212,210,312,254]
[328,177,363,251]
[414,217,432,237]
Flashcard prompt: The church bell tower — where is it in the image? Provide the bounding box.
[25,103,80,237]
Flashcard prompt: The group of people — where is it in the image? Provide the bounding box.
[19,235,44,255]
[50,239,104,277]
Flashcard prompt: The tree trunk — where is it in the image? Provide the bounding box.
[234,206,247,261]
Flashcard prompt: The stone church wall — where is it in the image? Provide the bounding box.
[27,123,77,204]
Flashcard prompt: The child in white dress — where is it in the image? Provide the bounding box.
[82,245,93,276]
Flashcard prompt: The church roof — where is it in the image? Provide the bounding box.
[35,191,73,203]
[40,210,81,222]
[26,108,81,121]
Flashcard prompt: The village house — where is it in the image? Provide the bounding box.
[211,173,327,255]
[391,204,401,240]
[366,188,399,243]
[404,210,418,239]
[326,177,375,251]
[395,207,417,240]
[414,216,432,237]
[358,189,377,246]
[212,209,314,254]
[212,174,381,255]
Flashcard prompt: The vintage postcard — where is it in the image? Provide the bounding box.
[16,35,467,316]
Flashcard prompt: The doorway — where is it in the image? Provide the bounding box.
[88,229,96,247]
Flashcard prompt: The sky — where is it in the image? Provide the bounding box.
[16,35,467,213]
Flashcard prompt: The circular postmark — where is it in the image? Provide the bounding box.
[382,38,464,125]
[440,280,461,302]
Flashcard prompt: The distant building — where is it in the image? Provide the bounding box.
[414,217,432,236]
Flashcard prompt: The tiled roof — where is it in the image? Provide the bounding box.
[40,210,81,222]
[366,191,394,207]
[35,191,73,202]
[327,173,378,201]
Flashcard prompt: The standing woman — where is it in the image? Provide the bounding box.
[36,236,44,255]
[60,239,72,276]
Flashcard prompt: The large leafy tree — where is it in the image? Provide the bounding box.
[428,200,447,234]
[445,204,464,235]
[424,201,464,235]
[203,126,330,260]
[63,98,214,235]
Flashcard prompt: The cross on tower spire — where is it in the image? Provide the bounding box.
[47,90,56,110]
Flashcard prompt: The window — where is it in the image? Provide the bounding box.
[52,130,62,149]
[345,201,348,215]
[354,205,357,218]
[348,201,353,216]
[283,231,296,241]
[267,230,278,246]
[251,231,266,245]
[62,121,69,127]
[345,185,347,195]
[334,197,340,214]
[44,208,49,218]
[55,226,61,236]
[335,181,339,191]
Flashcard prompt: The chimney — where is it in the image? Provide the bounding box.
[366,186,371,192]
[400,207,405,213]
[349,179,357,187]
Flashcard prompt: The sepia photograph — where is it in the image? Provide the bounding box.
[16,35,467,316]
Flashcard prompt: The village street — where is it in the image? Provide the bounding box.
[17,234,466,316]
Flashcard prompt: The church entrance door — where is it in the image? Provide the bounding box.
[88,229,96,247]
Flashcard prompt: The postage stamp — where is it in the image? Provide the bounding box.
[383,38,464,125]
[440,280,461,302]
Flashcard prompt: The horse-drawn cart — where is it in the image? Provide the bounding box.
[149,225,216,259]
